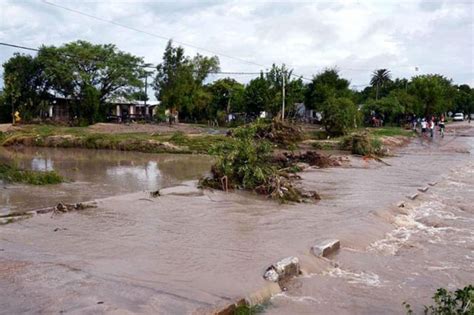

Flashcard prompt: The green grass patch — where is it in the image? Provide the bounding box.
[1,125,228,154]
[341,133,385,156]
[0,163,63,185]
[369,127,414,138]
[234,304,266,315]
[166,132,229,153]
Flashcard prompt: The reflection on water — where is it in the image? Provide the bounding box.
[0,146,212,214]
[31,157,54,171]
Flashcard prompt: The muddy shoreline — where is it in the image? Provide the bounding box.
[0,123,472,314]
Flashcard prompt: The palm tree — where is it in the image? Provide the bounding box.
[370,69,391,100]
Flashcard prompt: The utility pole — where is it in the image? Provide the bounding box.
[144,75,148,117]
[282,70,286,121]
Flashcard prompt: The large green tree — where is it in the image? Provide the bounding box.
[153,40,219,121]
[38,40,146,124]
[409,74,454,116]
[322,97,360,135]
[453,84,474,115]
[207,78,244,122]
[304,68,352,112]
[243,74,271,116]
[361,96,404,124]
[2,53,51,122]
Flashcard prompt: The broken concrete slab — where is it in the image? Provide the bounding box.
[407,193,419,200]
[212,282,281,315]
[263,256,300,282]
[213,298,246,315]
[311,239,340,258]
[245,282,281,306]
[418,187,429,193]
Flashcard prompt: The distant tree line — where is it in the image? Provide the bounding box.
[1,40,473,134]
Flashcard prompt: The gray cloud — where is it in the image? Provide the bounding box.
[0,0,472,96]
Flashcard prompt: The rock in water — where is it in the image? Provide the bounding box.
[311,239,341,257]
[263,256,300,282]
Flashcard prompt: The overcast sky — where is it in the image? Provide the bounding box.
[0,0,473,97]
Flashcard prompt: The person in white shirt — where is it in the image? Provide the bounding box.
[421,118,428,135]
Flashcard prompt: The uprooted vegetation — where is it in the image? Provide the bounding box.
[226,119,304,147]
[199,120,339,202]
[274,151,343,169]
[252,119,304,146]
[341,132,386,157]
[0,163,63,185]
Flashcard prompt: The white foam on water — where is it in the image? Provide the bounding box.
[369,191,474,255]
[271,292,321,304]
[325,267,382,287]
[368,227,413,255]
[426,265,460,271]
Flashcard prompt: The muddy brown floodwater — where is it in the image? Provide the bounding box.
[0,123,473,315]
[0,147,213,214]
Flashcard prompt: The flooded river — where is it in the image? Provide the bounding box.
[0,124,473,314]
[0,147,212,214]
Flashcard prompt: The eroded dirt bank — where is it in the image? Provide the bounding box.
[0,123,473,314]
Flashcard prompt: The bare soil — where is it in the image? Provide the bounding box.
[87,122,218,135]
[0,124,14,132]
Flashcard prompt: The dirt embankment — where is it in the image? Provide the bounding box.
[87,122,220,135]
[2,134,186,154]
[0,124,16,133]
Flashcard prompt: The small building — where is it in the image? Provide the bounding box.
[46,97,159,123]
[108,98,160,122]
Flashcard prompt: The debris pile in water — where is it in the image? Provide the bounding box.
[253,119,304,145]
[226,119,304,146]
[200,121,323,203]
[50,202,95,214]
[275,151,342,169]
[341,132,386,156]
[0,202,97,224]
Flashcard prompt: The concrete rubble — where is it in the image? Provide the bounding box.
[311,239,341,258]
[263,256,300,282]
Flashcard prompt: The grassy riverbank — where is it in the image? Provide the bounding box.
[0,163,63,185]
[0,123,414,156]
[306,126,414,152]
[0,124,228,154]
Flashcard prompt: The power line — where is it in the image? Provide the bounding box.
[42,0,270,70]
[0,41,271,76]
[41,1,314,82]
[0,42,40,52]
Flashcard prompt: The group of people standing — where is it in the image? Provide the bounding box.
[412,115,446,138]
